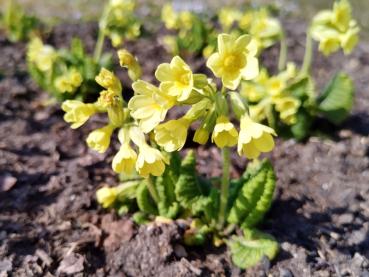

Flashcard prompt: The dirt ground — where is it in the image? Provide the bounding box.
[0,20,369,276]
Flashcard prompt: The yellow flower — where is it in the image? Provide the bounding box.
[218,8,242,31]
[54,68,83,93]
[340,26,359,54]
[27,37,57,72]
[117,49,142,81]
[155,56,194,102]
[155,118,190,152]
[86,124,115,153]
[193,127,210,145]
[238,114,276,159]
[62,100,97,129]
[95,68,122,93]
[96,186,118,208]
[136,145,169,177]
[332,0,351,32]
[207,34,259,90]
[162,4,179,30]
[212,115,238,148]
[179,11,194,30]
[112,143,137,174]
[129,80,175,133]
[97,89,125,127]
[274,97,300,125]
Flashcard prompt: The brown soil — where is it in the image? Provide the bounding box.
[0,20,369,276]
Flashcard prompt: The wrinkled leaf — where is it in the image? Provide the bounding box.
[227,159,276,229]
[318,72,354,125]
[228,229,278,269]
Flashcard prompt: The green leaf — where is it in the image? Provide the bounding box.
[175,150,203,207]
[155,152,181,218]
[132,212,149,224]
[228,229,279,269]
[318,72,354,125]
[227,159,276,229]
[136,181,158,215]
[290,109,313,141]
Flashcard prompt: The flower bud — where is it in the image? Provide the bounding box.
[229,91,247,119]
[193,127,209,145]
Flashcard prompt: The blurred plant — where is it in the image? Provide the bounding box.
[95,0,141,60]
[0,0,42,42]
[240,0,358,140]
[64,34,280,269]
[161,3,216,56]
[27,37,112,101]
[26,0,142,102]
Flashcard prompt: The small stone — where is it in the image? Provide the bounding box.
[337,213,354,225]
[279,267,294,277]
[57,253,84,275]
[174,244,187,258]
[0,259,12,273]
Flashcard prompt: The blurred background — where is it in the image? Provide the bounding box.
[0,0,367,39]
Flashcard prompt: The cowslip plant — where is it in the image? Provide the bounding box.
[94,0,141,60]
[26,0,141,102]
[63,33,281,269]
[161,3,216,57]
[27,37,112,101]
[212,7,283,57]
[240,0,358,140]
[0,0,42,42]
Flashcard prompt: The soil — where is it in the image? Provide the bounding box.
[0,19,369,276]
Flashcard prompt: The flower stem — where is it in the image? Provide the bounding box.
[218,147,231,228]
[278,32,287,72]
[300,30,313,76]
[146,176,159,204]
[93,29,105,63]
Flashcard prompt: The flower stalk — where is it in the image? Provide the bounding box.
[219,147,231,228]
[300,30,313,76]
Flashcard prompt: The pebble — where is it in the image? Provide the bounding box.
[174,244,187,258]
[279,267,294,277]
[337,213,354,225]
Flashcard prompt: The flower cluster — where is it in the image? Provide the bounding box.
[217,7,283,52]
[63,34,277,182]
[131,33,276,160]
[27,37,57,72]
[160,4,215,56]
[241,64,301,125]
[311,0,359,55]
[100,0,141,47]
[61,50,170,178]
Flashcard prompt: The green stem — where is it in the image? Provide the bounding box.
[93,29,105,63]
[218,147,231,228]
[278,33,287,72]
[146,176,159,204]
[300,30,313,76]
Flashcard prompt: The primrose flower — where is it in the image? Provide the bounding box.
[136,145,169,177]
[155,118,190,152]
[212,115,238,148]
[207,34,259,90]
[238,114,276,159]
[218,8,242,31]
[274,97,300,125]
[27,37,57,72]
[155,56,194,102]
[95,68,122,93]
[117,49,142,81]
[96,186,118,208]
[54,68,83,93]
[311,0,359,55]
[97,89,125,127]
[62,100,97,129]
[86,124,115,153]
[112,143,137,174]
[162,4,179,30]
[129,80,175,133]
[193,127,210,145]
